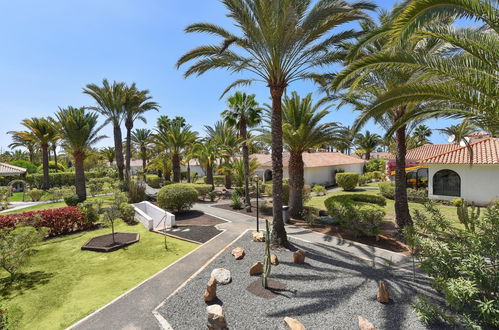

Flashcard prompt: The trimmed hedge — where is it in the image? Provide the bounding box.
[0,206,92,237]
[182,183,212,198]
[26,170,109,188]
[335,172,359,191]
[157,184,199,213]
[204,175,225,187]
[378,181,428,203]
[324,194,386,236]
[146,175,162,188]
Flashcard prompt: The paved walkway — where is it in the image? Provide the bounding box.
[69,201,412,330]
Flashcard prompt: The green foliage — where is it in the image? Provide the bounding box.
[10,160,37,174]
[47,186,74,202]
[263,180,292,205]
[37,161,66,173]
[335,172,359,191]
[181,183,212,199]
[213,175,225,187]
[25,170,108,188]
[365,158,386,173]
[0,226,48,278]
[324,194,386,236]
[301,206,320,225]
[78,202,100,224]
[208,191,217,202]
[87,177,115,197]
[0,186,12,198]
[313,184,327,196]
[452,198,480,232]
[358,174,368,186]
[405,202,499,328]
[259,201,273,215]
[230,192,243,210]
[28,188,44,202]
[0,304,23,330]
[64,195,80,206]
[157,184,199,213]
[146,175,162,188]
[119,203,136,225]
[127,180,146,203]
[379,181,428,203]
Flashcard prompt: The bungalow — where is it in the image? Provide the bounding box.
[0,162,26,177]
[419,138,499,205]
[252,151,365,186]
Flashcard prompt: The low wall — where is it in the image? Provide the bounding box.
[133,201,176,230]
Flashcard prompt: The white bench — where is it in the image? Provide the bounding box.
[133,201,176,230]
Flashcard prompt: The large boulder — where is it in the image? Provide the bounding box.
[231,247,245,260]
[292,250,306,264]
[252,232,264,242]
[358,316,376,330]
[204,277,217,302]
[207,304,228,330]
[284,316,306,330]
[249,262,264,275]
[211,268,231,285]
[376,281,390,303]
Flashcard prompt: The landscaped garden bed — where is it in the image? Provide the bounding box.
[158,231,446,329]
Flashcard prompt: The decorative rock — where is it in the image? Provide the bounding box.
[270,254,279,266]
[358,316,376,330]
[204,277,217,302]
[284,316,306,330]
[292,250,306,264]
[207,304,228,330]
[231,247,245,260]
[249,262,264,275]
[211,268,231,285]
[252,232,265,242]
[376,281,390,303]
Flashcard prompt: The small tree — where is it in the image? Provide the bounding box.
[104,205,121,244]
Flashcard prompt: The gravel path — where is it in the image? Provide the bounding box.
[158,231,448,330]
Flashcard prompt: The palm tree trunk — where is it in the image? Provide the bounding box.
[141,147,147,181]
[41,144,50,190]
[28,148,34,163]
[172,153,181,182]
[74,153,87,201]
[241,124,251,211]
[125,123,132,181]
[395,125,412,228]
[289,151,304,219]
[53,146,58,172]
[113,124,125,182]
[187,162,191,183]
[270,86,287,247]
[206,163,214,190]
[365,151,371,160]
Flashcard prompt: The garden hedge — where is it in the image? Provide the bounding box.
[146,175,162,188]
[0,206,92,237]
[25,170,109,188]
[157,184,199,213]
[335,172,359,191]
[324,194,386,236]
[378,181,428,203]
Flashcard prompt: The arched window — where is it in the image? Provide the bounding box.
[433,170,461,197]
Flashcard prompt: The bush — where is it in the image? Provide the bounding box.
[263,180,290,205]
[157,184,199,213]
[10,160,37,174]
[379,182,428,203]
[47,186,74,202]
[181,183,212,199]
[0,304,23,330]
[119,202,136,224]
[25,170,108,188]
[146,175,162,188]
[64,195,80,206]
[128,180,146,203]
[213,175,225,187]
[230,193,243,210]
[335,172,359,191]
[324,194,386,236]
[78,202,100,224]
[37,161,66,173]
[208,191,217,202]
[28,188,44,202]
[259,201,273,215]
[313,185,327,196]
[0,206,92,236]
[358,174,368,186]
[0,186,11,198]
[365,158,386,173]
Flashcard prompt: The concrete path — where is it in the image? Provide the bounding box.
[69,201,412,330]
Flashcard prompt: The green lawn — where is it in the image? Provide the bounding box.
[306,182,461,228]
[2,195,115,215]
[0,220,198,330]
[7,192,25,202]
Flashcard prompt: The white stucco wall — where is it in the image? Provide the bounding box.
[304,163,364,186]
[180,165,206,177]
[428,164,499,205]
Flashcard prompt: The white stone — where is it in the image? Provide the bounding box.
[211,268,231,285]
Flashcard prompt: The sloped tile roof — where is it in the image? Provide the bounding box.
[0,162,27,175]
[387,144,461,161]
[253,152,365,168]
[419,138,499,164]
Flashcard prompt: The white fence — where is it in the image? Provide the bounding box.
[133,201,176,230]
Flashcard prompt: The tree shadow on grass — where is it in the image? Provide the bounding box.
[0,271,53,299]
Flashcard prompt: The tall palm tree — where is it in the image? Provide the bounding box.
[21,117,58,189]
[100,146,116,166]
[56,107,106,201]
[331,126,356,154]
[438,120,477,144]
[273,92,340,218]
[48,118,62,172]
[355,130,382,160]
[192,139,219,190]
[222,92,262,210]
[131,128,153,179]
[412,124,432,147]
[177,0,375,246]
[123,84,159,180]
[8,131,38,163]
[83,79,127,181]
[155,122,198,182]
[205,121,240,189]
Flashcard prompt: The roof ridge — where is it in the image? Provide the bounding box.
[419,137,494,163]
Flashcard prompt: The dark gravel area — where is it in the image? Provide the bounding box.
[159,226,222,243]
[158,231,448,330]
[81,232,139,252]
[175,210,227,226]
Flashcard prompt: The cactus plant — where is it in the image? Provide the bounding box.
[262,219,272,289]
[452,198,480,232]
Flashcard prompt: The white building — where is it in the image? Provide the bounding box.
[252,151,365,186]
[420,138,499,205]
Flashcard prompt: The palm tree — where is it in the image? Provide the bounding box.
[131,128,153,179]
[192,139,219,190]
[205,121,240,189]
[48,118,62,172]
[278,92,339,218]
[222,92,261,210]
[412,124,432,147]
[123,85,159,180]
[8,131,38,163]
[330,126,356,154]
[56,107,106,201]
[83,79,127,181]
[438,121,477,144]
[155,122,197,182]
[21,117,58,189]
[100,146,116,166]
[177,0,375,246]
[355,130,382,160]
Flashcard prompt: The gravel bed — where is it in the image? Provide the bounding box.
[159,226,222,243]
[158,231,448,330]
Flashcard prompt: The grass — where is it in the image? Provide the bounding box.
[0,219,199,330]
[7,192,25,202]
[306,182,461,228]
[1,195,115,215]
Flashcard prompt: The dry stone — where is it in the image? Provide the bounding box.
[231,247,245,260]
[249,262,264,275]
[284,316,306,330]
[211,268,231,285]
[376,281,390,303]
[293,250,306,264]
[270,254,279,265]
[252,232,264,242]
[204,277,217,302]
[358,316,376,330]
[207,304,227,329]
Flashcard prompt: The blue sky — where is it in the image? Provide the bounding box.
[0,0,456,152]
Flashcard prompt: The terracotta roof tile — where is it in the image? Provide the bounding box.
[387,144,461,161]
[419,138,499,164]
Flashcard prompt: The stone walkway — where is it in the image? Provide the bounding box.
[69,201,412,330]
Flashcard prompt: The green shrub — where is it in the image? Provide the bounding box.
[324,194,386,236]
[213,175,225,187]
[64,195,80,206]
[230,193,243,210]
[78,202,100,224]
[208,191,217,202]
[119,203,136,224]
[10,160,37,174]
[259,201,273,215]
[312,185,327,196]
[25,170,108,188]
[335,172,359,191]
[358,174,368,186]
[28,188,44,202]
[181,183,212,199]
[128,180,146,203]
[0,186,12,198]
[157,184,199,213]
[378,181,395,199]
[0,304,23,330]
[37,161,66,173]
[263,180,290,205]
[46,186,74,202]
[379,182,427,203]
[365,158,386,172]
[370,170,385,181]
[146,175,162,188]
